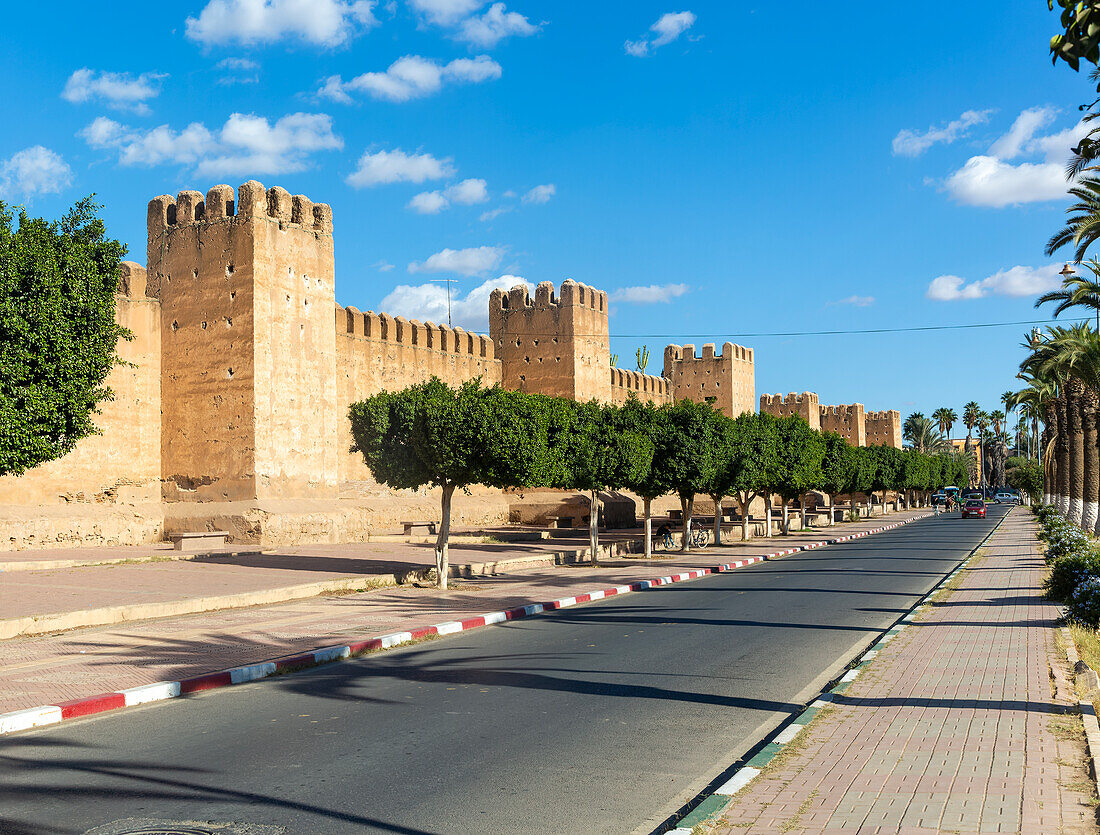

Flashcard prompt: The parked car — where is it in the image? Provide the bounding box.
[993,491,1019,504]
[961,499,987,519]
[931,491,946,506]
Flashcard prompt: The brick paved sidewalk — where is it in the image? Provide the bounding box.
[701,507,1098,835]
[0,512,921,715]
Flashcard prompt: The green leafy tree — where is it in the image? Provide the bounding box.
[1,197,128,477]
[700,412,739,546]
[820,431,858,525]
[618,396,671,557]
[661,398,722,551]
[1006,455,1043,504]
[900,449,931,508]
[558,399,654,565]
[727,411,778,540]
[772,415,825,534]
[348,379,552,589]
[866,445,903,514]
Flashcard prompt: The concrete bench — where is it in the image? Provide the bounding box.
[402,521,437,536]
[168,531,230,552]
[547,516,574,529]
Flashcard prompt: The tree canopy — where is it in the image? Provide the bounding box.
[1,197,127,477]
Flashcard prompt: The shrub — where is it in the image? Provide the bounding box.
[1044,525,1091,563]
[1068,576,1100,628]
[1046,551,1100,602]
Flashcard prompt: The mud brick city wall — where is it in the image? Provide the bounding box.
[821,403,866,446]
[149,182,339,503]
[335,307,502,486]
[0,262,162,507]
[866,409,903,448]
[759,392,822,430]
[663,342,755,417]
[489,281,612,402]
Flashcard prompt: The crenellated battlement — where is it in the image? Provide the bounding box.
[866,409,900,421]
[117,261,150,299]
[337,305,495,360]
[820,402,866,445]
[663,342,753,364]
[148,181,333,238]
[865,409,902,448]
[609,367,673,404]
[760,392,820,409]
[489,280,607,314]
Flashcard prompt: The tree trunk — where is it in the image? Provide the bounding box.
[589,489,601,566]
[435,483,455,590]
[782,501,790,535]
[765,493,773,537]
[1059,395,1071,514]
[1083,395,1099,534]
[643,496,653,559]
[801,493,811,529]
[711,494,723,546]
[737,492,753,540]
[1069,382,1086,526]
[680,495,694,552]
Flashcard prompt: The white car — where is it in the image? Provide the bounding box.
[994,492,1019,504]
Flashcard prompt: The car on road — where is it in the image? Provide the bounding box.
[961,499,987,518]
[994,491,1019,504]
[931,491,947,506]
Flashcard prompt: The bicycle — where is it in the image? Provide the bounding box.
[689,522,710,549]
[656,530,675,551]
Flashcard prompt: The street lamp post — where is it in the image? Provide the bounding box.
[430,278,458,328]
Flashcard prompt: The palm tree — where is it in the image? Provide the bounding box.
[1046,178,1100,264]
[903,415,951,454]
[976,410,990,488]
[963,401,980,449]
[932,407,957,440]
[1035,259,1100,331]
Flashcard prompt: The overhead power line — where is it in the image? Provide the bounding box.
[475,316,1090,340]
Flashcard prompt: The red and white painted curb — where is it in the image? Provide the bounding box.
[0,513,928,736]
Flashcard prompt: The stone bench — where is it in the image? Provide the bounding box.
[168,531,230,552]
[547,516,574,529]
[402,521,437,536]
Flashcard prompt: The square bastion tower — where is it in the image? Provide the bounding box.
[489,280,612,402]
[147,181,339,504]
[662,343,756,417]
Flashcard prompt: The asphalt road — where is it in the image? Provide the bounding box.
[0,507,1006,835]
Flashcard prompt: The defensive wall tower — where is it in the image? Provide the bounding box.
[663,342,755,416]
[148,181,338,503]
[866,409,903,448]
[820,403,866,446]
[489,280,611,402]
[759,392,821,430]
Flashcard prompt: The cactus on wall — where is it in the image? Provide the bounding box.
[636,345,650,373]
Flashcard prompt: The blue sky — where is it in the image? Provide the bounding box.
[0,1,1092,432]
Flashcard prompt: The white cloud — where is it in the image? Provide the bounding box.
[409,178,489,213]
[373,260,395,271]
[407,0,483,25]
[609,283,690,304]
[379,274,530,331]
[988,106,1056,159]
[319,54,501,103]
[457,3,538,47]
[479,205,511,221]
[62,69,165,114]
[939,107,1092,207]
[408,245,505,275]
[522,183,555,204]
[346,148,455,187]
[891,109,993,157]
[625,11,696,57]
[216,57,260,85]
[408,190,449,213]
[827,294,875,307]
[446,178,488,204]
[186,0,378,47]
[0,146,73,200]
[926,264,1063,301]
[80,112,342,176]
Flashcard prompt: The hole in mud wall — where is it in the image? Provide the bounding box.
[226,263,235,276]
[227,368,234,378]
[201,321,208,330]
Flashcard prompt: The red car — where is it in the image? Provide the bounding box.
[961,499,986,519]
